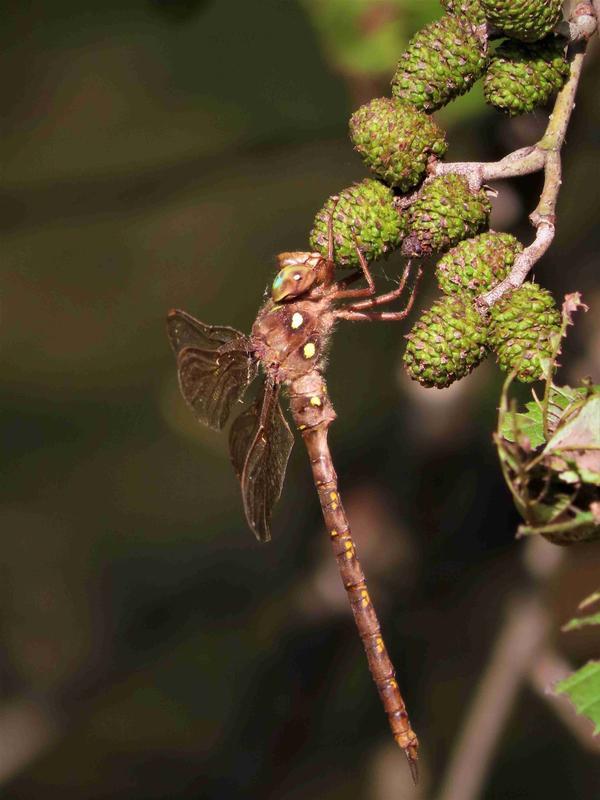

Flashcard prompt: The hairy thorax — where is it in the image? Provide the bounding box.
[251,295,335,385]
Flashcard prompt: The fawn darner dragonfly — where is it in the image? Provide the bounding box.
[167,221,423,781]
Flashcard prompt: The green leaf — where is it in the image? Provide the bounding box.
[563,613,600,632]
[495,295,598,546]
[499,385,599,450]
[555,661,600,735]
[546,385,583,433]
[501,401,546,449]
[527,494,573,525]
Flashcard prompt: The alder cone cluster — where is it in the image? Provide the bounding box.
[403,295,489,388]
[489,282,561,382]
[402,174,491,257]
[349,98,447,191]
[484,36,569,115]
[440,0,486,26]
[309,179,406,267]
[435,232,522,296]
[391,15,487,112]
[480,0,563,42]
[308,0,567,394]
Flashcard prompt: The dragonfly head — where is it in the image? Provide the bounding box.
[271,252,327,302]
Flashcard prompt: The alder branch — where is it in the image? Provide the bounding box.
[559,2,598,41]
[429,4,596,311]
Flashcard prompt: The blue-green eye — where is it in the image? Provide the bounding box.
[271,265,315,302]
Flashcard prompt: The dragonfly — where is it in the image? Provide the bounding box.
[167,215,423,782]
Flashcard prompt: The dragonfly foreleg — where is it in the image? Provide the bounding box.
[331,243,376,301]
[344,261,413,311]
[335,266,423,322]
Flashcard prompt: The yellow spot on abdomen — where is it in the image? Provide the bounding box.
[291,312,303,329]
[360,589,370,608]
[344,540,355,560]
[303,342,316,359]
[376,636,384,653]
[329,492,337,502]
[310,396,321,407]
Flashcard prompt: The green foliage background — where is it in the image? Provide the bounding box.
[1,1,599,797]
[557,590,600,734]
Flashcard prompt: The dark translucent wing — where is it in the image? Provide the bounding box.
[167,309,257,430]
[167,308,244,353]
[229,380,294,542]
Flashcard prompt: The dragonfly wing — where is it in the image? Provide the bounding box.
[167,309,257,430]
[229,380,294,542]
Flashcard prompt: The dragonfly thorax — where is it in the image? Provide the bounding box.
[251,293,335,385]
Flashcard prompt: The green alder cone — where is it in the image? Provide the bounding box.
[402,174,491,257]
[489,282,561,382]
[484,36,569,116]
[349,98,447,191]
[404,294,489,388]
[391,15,487,112]
[440,0,486,26]
[480,0,562,42]
[309,179,406,267]
[436,232,523,296]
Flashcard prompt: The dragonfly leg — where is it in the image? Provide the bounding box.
[342,261,414,311]
[331,243,377,301]
[335,266,423,322]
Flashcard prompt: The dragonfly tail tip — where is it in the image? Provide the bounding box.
[406,750,419,786]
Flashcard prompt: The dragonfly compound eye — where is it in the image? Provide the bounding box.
[271,265,316,302]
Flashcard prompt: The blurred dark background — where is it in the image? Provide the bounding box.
[1,1,599,798]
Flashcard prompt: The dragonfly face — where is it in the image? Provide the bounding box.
[271,264,316,302]
[271,251,331,302]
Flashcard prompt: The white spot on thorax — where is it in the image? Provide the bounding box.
[291,312,303,329]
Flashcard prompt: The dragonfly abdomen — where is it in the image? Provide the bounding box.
[287,371,336,432]
[289,384,419,775]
